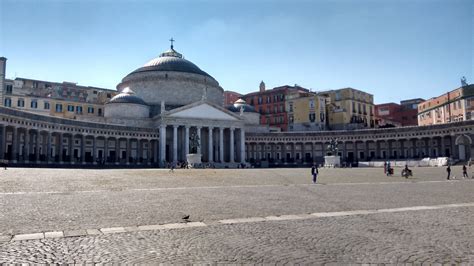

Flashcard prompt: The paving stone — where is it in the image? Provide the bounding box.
[124,226,139,232]
[137,224,165,231]
[44,231,64,238]
[12,233,44,241]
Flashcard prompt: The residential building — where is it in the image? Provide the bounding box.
[1,77,117,119]
[319,88,375,130]
[375,98,423,127]
[418,85,474,126]
[287,94,327,131]
[242,83,311,131]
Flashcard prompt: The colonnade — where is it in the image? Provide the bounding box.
[0,124,157,165]
[246,136,463,164]
[159,124,245,165]
[246,121,474,166]
[0,121,246,167]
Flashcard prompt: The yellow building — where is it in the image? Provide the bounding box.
[2,77,117,120]
[319,88,375,130]
[287,94,327,131]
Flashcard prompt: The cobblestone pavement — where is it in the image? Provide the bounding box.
[0,167,473,263]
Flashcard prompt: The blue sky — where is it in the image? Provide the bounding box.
[0,0,472,104]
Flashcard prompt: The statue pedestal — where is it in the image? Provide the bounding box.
[324,155,341,168]
[186,153,202,168]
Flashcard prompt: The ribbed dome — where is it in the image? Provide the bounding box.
[107,87,147,105]
[127,46,214,79]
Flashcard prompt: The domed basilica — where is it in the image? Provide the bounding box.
[101,43,256,166]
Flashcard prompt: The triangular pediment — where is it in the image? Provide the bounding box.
[168,102,240,120]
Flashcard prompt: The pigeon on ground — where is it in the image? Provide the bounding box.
[182,215,190,220]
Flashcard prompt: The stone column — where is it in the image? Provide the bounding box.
[126,138,131,165]
[240,128,245,163]
[154,139,159,164]
[424,138,429,157]
[387,140,392,159]
[208,127,213,163]
[184,126,190,158]
[12,127,18,163]
[282,142,287,163]
[400,139,405,159]
[47,132,52,163]
[365,141,370,160]
[229,127,235,163]
[115,138,120,164]
[147,140,152,165]
[342,141,347,161]
[173,125,178,163]
[451,135,456,159]
[24,129,30,162]
[104,137,109,164]
[0,124,4,160]
[196,126,202,154]
[35,131,40,162]
[81,135,86,164]
[219,127,224,162]
[137,139,142,164]
[92,136,97,164]
[69,135,73,164]
[159,125,166,166]
[440,136,445,157]
[58,133,63,163]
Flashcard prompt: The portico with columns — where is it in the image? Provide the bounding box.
[156,100,246,167]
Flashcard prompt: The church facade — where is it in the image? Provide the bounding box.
[1,45,474,168]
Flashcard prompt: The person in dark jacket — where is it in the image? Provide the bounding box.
[447,165,451,180]
[311,164,319,184]
[462,165,468,178]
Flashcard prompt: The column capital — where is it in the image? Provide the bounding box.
[173,125,179,129]
[230,127,235,131]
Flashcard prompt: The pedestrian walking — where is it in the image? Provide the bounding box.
[311,164,319,183]
[447,164,451,180]
[463,165,469,178]
[383,161,387,174]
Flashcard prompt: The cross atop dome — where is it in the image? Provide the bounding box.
[160,38,183,58]
[169,37,175,49]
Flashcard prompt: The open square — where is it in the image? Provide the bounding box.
[0,167,473,264]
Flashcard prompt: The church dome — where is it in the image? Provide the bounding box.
[107,87,147,105]
[117,40,224,108]
[126,46,214,80]
[227,99,256,113]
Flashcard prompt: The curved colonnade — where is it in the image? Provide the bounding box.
[1,106,474,167]
[246,121,474,166]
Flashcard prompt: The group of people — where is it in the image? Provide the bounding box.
[446,164,472,180]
